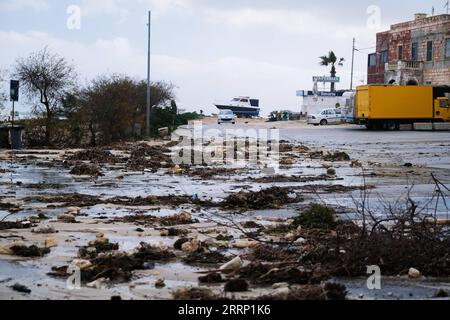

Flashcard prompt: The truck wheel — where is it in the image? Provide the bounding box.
[386,121,399,131]
[365,121,375,130]
[366,121,382,130]
[320,119,328,126]
[373,121,383,131]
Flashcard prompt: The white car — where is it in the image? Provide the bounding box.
[218,110,237,124]
[307,108,343,126]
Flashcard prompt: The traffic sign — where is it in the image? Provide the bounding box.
[10,80,19,102]
[313,76,340,83]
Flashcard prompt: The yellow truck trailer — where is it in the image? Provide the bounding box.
[347,85,450,130]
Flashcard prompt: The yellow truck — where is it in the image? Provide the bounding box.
[346,85,450,130]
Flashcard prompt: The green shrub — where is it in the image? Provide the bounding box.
[292,204,338,230]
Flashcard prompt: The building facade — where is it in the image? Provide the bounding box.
[368,13,450,86]
[298,90,347,115]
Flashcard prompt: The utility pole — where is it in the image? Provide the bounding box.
[446,0,449,14]
[350,37,355,91]
[146,10,152,137]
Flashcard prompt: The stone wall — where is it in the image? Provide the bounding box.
[367,32,389,84]
[423,62,450,85]
[389,29,411,61]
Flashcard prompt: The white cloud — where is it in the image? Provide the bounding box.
[0,31,144,80]
[0,30,310,115]
[79,0,130,23]
[0,0,49,12]
[76,0,193,23]
[138,0,193,14]
[204,7,385,39]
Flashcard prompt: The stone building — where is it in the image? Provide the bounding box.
[367,13,450,86]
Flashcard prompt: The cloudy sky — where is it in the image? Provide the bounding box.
[0,0,445,115]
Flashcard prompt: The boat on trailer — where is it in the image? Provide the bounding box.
[215,97,260,117]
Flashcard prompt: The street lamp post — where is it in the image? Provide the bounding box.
[146,11,152,137]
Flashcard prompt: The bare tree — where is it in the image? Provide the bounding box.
[81,74,176,145]
[14,47,76,145]
[81,75,144,145]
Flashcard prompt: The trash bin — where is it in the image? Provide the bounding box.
[0,127,9,148]
[9,126,24,149]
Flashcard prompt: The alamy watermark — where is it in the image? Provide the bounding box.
[367,5,382,30]
[171,121,280,170]
[367,265,382,290]
[66,265,81,290]
[67,5,81,30]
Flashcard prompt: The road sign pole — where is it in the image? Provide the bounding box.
[12,100,15,128]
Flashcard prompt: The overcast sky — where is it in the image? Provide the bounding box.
[0,0,445,115]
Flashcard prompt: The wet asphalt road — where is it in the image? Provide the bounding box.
[188,121,450,170]
[201,122,450,145]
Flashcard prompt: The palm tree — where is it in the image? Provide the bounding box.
[319,51,345,92]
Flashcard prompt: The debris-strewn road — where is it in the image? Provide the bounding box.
[0,119,449,300]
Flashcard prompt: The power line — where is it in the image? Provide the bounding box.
[354,49,373,55]
[355,46,376,51]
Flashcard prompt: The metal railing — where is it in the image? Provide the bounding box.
[386,60,424,71]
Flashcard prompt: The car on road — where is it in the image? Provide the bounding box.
[307,108,343,126]
[218,110,237,125]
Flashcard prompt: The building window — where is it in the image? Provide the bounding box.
[446,39,450,58]
[368,53,377,67]
[381,51,388,64]
[427,41,433,61]
[398,45,404,60]
[411,43,418,61]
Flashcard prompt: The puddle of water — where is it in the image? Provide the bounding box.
[340,277,450,300]
[108,234,176,252]
[2,159,449,221]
